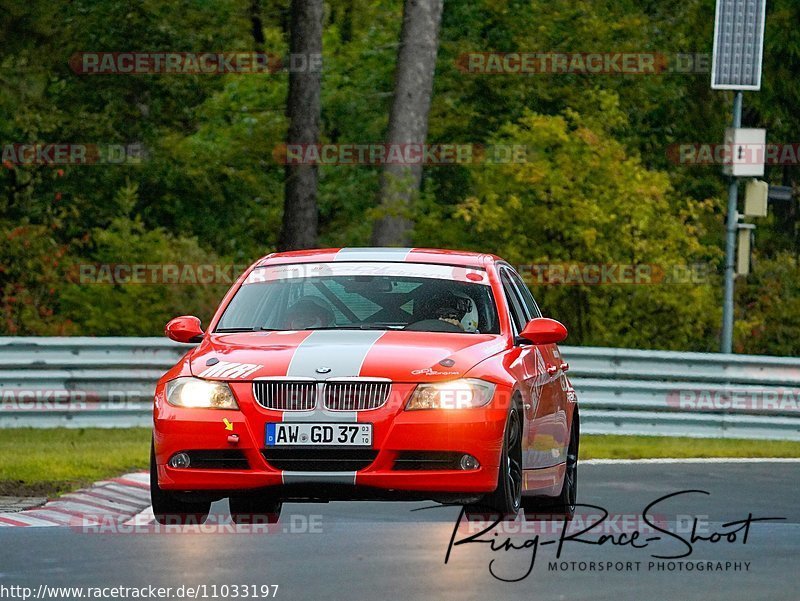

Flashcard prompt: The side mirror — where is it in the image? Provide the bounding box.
[517,318,568,345]
[165,316,204,343]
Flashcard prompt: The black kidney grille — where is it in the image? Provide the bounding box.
[324,381,391,411]
[253,381,317,411]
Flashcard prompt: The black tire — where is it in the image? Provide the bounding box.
[229,493,283,525]
[522,415,578,520]
[464,400,523,520]
[150,440,211,525]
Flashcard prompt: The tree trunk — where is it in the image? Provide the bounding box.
[249,0,265,52]
[278,0,323,251]
[371,0,443,247]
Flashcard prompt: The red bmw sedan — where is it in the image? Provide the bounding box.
[151,248,579,524]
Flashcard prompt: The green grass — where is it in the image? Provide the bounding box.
[581,434,800,460]
[1,429,799,497]
[0,427,151,497]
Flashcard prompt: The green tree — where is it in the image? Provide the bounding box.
[60,214,229,336]
[417,102,721,350]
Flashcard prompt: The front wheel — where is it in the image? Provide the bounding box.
[464,401,523,519]
[150,440,211,525]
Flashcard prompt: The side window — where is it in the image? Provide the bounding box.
[499,269,528,334]
[508,269,543,319]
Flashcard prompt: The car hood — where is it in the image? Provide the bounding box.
[189,330,507,382]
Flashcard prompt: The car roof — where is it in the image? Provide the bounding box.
[255,247,502,269]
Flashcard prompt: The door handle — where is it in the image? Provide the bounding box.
[560,362,569,372]
[546,364,558,375]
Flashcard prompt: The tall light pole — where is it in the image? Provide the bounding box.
[711,0,767,353]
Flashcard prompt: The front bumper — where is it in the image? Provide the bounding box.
[153,382,508,497]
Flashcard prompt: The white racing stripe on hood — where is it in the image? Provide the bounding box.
[286,330,384,378]
[282,330,385,423]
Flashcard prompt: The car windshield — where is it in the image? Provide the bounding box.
[216,262,499,334]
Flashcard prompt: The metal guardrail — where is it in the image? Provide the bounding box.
[566,347,800,441]
[1,338,798,440]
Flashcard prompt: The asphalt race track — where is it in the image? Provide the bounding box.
[1,461,797,601]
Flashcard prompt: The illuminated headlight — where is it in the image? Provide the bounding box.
[406,379,496,410]
[165,377,239,410]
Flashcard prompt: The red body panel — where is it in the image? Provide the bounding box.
[153,248,577,500]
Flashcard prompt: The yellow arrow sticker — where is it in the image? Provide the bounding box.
[223,418,234,431]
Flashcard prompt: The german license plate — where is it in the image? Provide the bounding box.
[266,423,372,446]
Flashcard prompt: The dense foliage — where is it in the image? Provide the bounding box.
[1,0,799,354]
